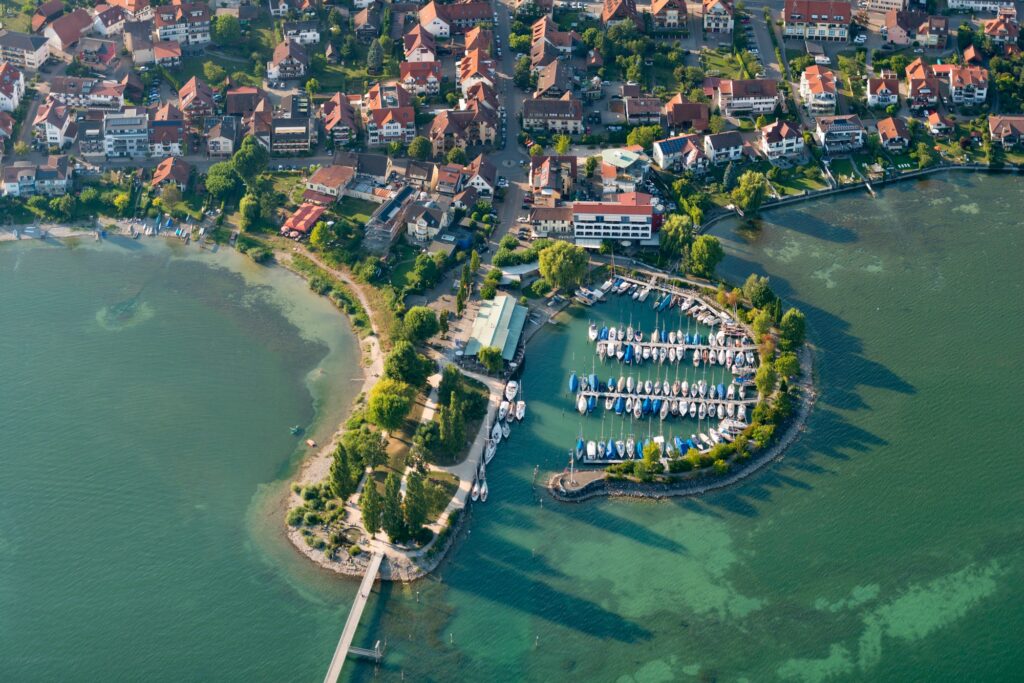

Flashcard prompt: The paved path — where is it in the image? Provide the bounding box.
[322,551,384,683]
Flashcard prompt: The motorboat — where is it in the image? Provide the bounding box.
[616,440,626,458]
[501,422,511,439]
[718,349,726,365]
[727,402,735,418]
[716,330,726,345]
[588,323,598,341]
[605,396,614,411]
[499,400,510,421]
[738,404,747,421]
[576,437,585,460]
[698,403,707,420]
[727,383,736,400]
[492,422,503,443]
[471,480,480,501]
[717,404,726,419]
[577,395,588,414]
[480,480,489,502]
[689,402,697,418]
[516,400,526,421]
[633,401,642,419]
[625,437,635,459]
[505,381,519,401]
[586,440,597,460]
[484,439,497,464]
[699,433,714,449]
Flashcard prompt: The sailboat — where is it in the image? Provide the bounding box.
[577,395,588,414]
[484,439,497,464]
[491,421,503,443]
[588,322,598,341]
[499,400,510,421]
[502,422,511,439]
[575,435,585,460]
[515,400,525,421]
[505,381,518,401]
[717,403,726,419]
[471,480,480,502]
[480,480,489,502]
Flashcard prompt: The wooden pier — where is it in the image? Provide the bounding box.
[323,551,385,683]
[576,389,757,407]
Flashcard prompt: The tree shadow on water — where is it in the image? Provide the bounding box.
[767,208,860,244]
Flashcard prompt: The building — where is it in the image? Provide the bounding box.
[783,0,850,42]
[0,30,50,69]
[107,0,154,21]
[715,79,779,115]
[463,153,497,196]
[946,0,1014,11]
[403,200,451,240]
[400,60,442,96]
[572,192,656,248]
[149,101,184,156]
[884,11,947,48]
[651,0,688,30]
[0,62,25,113]
[522,93,583,134]
[152,4,210,53]
[864,0,906,12]
[703,130,744,163]
[927,111,954,136]
[267,40,307,81]
[427,107,498,155]
[989,115,1024,148]
[465,26,493,53]
[203,115,240,155]
[280,201,327,237]
[178,76,215,127]
[93,5,127,36]
[529,155,577,205]
[363,82,417,147]
[124,20,155,63]
[529,206,573,238]
[77,117,105,157]
[703,0,734,33]
[153,40,182,67]
[282,20,320,45]
[534,60,573,99]
[602,0,642,27]
[600,147,651,194]
[418,1,492,38]
[44,9,95,55]
[31,0,65,33]
[225,85,266,118]
[814,114,864,153]
[305,164,354,202]
[1,156,71,197]
[984,14,1019,46]
[945,65,988,105]
[799,65,837,116]
[48,77,125,108]
[652,134,709,172]
[867,77,899,107]
[760,120,804,159]
[403,25,437,63]
[33,99,74,147]
[354,6,381,43]
[662,94,710,132]
[104,107,149,158]
[322,92,358,145]
[151,155,191,189]
[876,116,909,151]
[464,294,528,364]
[458,49,496,95]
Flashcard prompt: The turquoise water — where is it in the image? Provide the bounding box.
[3,171,1024,682]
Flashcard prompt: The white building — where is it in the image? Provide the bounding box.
[799,65,837,116]
[104,108,150,158]
[0,30,51,69]
[572,192,656,248]
[715,79,779,116]
[760,120,805,159]
[282,20,320,45]
[703,131,744,163]
[946,0,1014,11]
[652,134,710,173]
[867,78,899,107]
[703,0,734,33]
[0,62,25,112]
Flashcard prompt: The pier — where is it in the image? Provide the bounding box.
[576,388,758,408]
[323,551,385,683]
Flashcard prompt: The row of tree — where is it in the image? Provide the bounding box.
[359,469,429,543]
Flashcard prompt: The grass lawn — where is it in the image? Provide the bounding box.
[774,174,827,195]
[0,2,30,33]
[269,171,305,208]
[388,242,421,291]
[424,471,459,523]
[829,158,858,183]
[337,196,378,224]
[701,49,746,79]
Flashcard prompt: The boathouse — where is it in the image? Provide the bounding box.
[463,294,527,363]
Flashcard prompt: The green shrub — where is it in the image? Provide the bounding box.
[286,507,305,526]
[349,545,362,556]
[303,511,323,526]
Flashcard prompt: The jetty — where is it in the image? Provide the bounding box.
[576,388,757,408]
[323,551,385,683]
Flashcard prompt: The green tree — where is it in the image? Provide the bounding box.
[437,365,463,405]
[634,440,663,480]
[584,155,598,177]
[755,363,778,396]
[205,161,240,200]
[203,62,226,84]
[779,308,806,350]
[329,444,356,499]
[708,115,726,133]
[342,425,388,469]
[367,378,414,430]
[360,479,382,536]
[404,471,428,533]
[469,249,480,274]
[305,77,320,100]
[438,391,466,451]
[529,143,544,157]
[113,191,132,214]
[408,136,431,160]
[403,306,439,343]
[384,339,433,387]
[309,221,331,251]
[232,136,269,186]
[730,170,769,215]
[688,234,724,278]
[755,114,768,129]
[660,213,693,263]
[625,124,663,151]
[913,141,937,169]
[553,134,571,154]
[381,472,404,541]
[752,309,773,340]
[513,55,532,89]
[774,351,801,379]
[446,146,467,164]
[477,346,503,374]
[722,161,737,191]
[367,39,384,74]
[238,193,261,231]
[212,14,241,46]
[743,274,775,309]
[538,241,588,290]
[13,140,29,155]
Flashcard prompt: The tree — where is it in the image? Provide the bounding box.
[625,124,663,151]
[660,213,693,263]
[13,140,29,155]
[437,365,463,406]
[203,62,226,84]
[584,156,598,177]
[160,184,182,206]
[384,340,433,387]
[305,77,320,100]
[212,14,241,46]
[238,193,261,231]
[381,471,404,541]
[404,471,428,533]
[755,363,778,396]
[309,221,331,251]
[232,136,269,186]
[205,161,240,200]
[528,143,543,157]
[438,391,466,451]
[408,136,431,160]
[113,191,131,214]
[367,39,384,74]
[743,274,776,309]
[755,114,768,129]
[469,249,480,274]
[722,161,737,191]
[360,480,382,536]
[513,55,532,89]
[553,134,571,154]
[634,440,663,480]
[342,425,388,469]
[403,306,439,343]
[913,141,937,169]
[752,309,773,340]
[708,115,726,133]
[688,235,724,278]
[779,308,806,350]
[538,241,588,290]
[329,444,356,499]
[775,352,801,379]
[367,378,414,430]
[477,346,503,374]
[446,146,467,164]
[731,171,769,215]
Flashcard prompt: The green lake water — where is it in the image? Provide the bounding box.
[3,171,1023,682]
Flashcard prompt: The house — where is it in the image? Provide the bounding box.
[458,48,496,94]
[652,134,709,172]
[703,0,734,33]
[354,6,381,42]
[884,11,947,48]
[399,60,441,96]
[148,101,184,156]
[418,1,492,38]
[572,192,656,248]
[48,76,125,107]
[814,114,864,153]
[225,86,265,118]
[33,99,74,147]
[534,60,573,99]
[867,77,899,107]
[876,116,909,151]
[0,62,25,113]
[522,93,583,134]
[864,0,906,12]
[760,120,804,159]
[31,1,65,33]
[124,20,154,63]
[321,92,358,145]
[93,5,127,36]
[623,97,664,125]
[282,20,320,45]
[267,40,307,81]
[0,30,51,69]
[651,0,688,31]
[403,24,436,62]
[782,0,850,42]
[465,26,492,53]
[703,130,744,163]
[463,153,497,196]
[944,65,988,105]
[1,156,71,196]
[103,107,150,158]
[946,0,1014,11]
[305,164,354,202]
[106,0,153,21]
[179,77,215,127]
[151,155,191,189]
[281,202,327,237]
[463,294,529,364]
[529,155,577,205]
[984,14,1019,46]
[434,164,463,194]
[715,79,779,115]
[530,38,559,72]
[363,82,417,146]
[0,111,13,143]
[927,111,954,136]
[152,4,210,53]
[270,115,315,156]
[599,147,650,194]
[904,57,941,109]
[663,94,710,132]
[602,0,642,27]
[427,107,498,155]
[531,16,579,55]
[153,40,181,67]
[963,44,981,65]
[403,200,451,240]
[44,9,94,55]
[203,115,240,155]
[988,115,1024,148]
[452,185,479,211]
[799,65,837,116]
[529,206,573,238]
[77,117,105,157]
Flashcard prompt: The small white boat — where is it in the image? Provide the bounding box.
[588,323,598,341]
[716,330,726,345]
[577,395,588,414]
[484,439,497,464]
[659,402,669,420]
[616,345,625,361]
[718,349,726,365]
[653,382,661,396]
[671,400,680,415]
[636,330,643,342]
[625,397,634,412]
[633,401,642,419]
[618,376,626,392]
[709,333,717,348]
[681,381,689,396]
[499,400,510,421]
[501,422,511,439]
[746,351,755,365]
[689,402,697,418]
[717,404,726,419]
[709,429,722,444]
[616,440,626,458]
[626,325,635,341]
[726,402,735,418]
[605,396,614,411]
[708,351,717,366]
[680,298,693,312]
[505,381,519,401]
[680,399,688,416]
[642,346,651,360]
[626,376,635,392]
[727,383,736,400]
[471,480,480,501]
[644,380,653,394]
[738,404,747,421]
[659,347,667,363]
[479,461,486,480]
[693,350,701,367]
[662,381,670,395]
[669,331,677,344]
[633,343,641,361]
[668,347,677,363]
[586,440,597,459]
[698,380,707,397]
[726,349,735,365]
[672,381,681,396]
[480,480,489,502]
[739,384,747,400]
[506,403,516,423]
[608,326,617,341]
[516,400,526,421]
[699,403,707,420]
[625,437,635,458]
[689,382,698,398]
[491,422,503,443]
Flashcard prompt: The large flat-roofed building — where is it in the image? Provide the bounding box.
[572,192,656,248]
[464,294,529,363]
